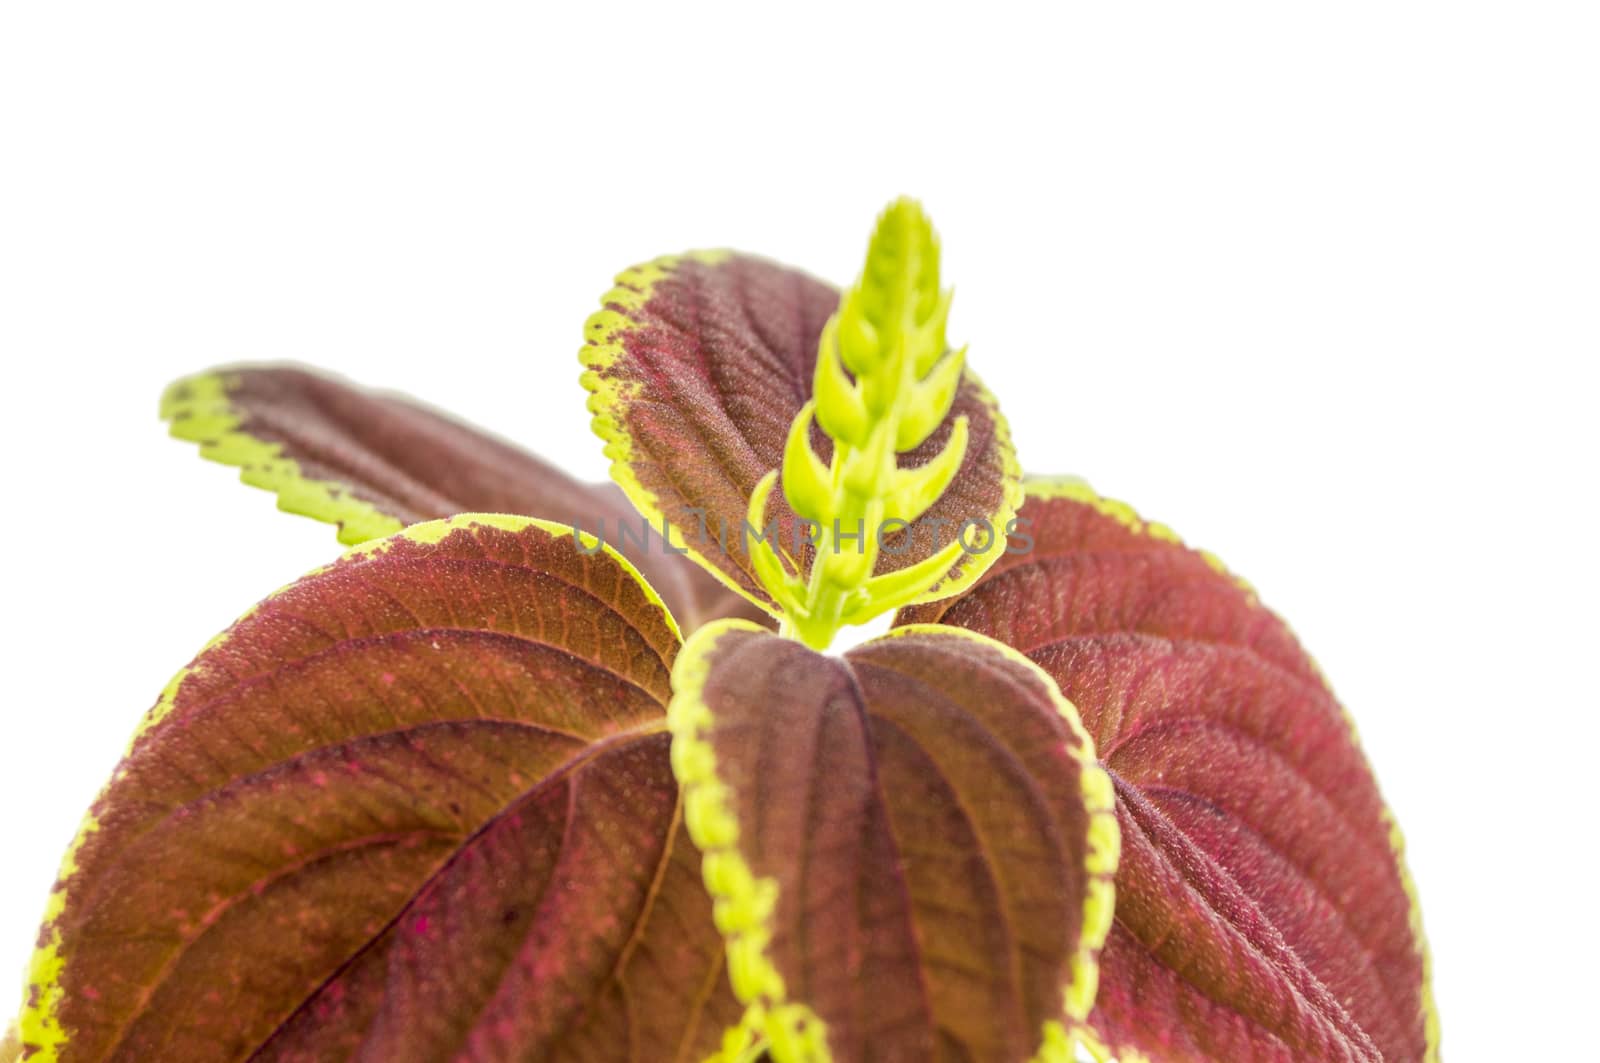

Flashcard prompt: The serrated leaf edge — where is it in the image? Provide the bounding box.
[160,370,408,547]
[1020,475,1440,1063]
[12,515,683,1063]
[667,619,833,1063]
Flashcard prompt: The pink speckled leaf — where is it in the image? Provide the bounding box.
[899,481,1437,1063]
[19,517,738,1062]
[580,253,1018,614]
[162,363,763,632]
[669,621,1118,1061]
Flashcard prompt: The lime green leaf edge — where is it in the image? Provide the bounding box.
[667,618,1120,1063]
[883,624,1120,1063]
[576,251,776,620]
[938,366,1026,606]
[666,617,832,1063]
[1024,474,1441,1063]
[577,253,1025,627]
[160,371,406,546]
[10,514,680,1063]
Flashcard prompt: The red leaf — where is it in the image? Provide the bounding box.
[899,479,1438,1063]
[19,517,738,1062]
[580,253,1019,614]
[162,364,763,632]
[668,620,1117,1061]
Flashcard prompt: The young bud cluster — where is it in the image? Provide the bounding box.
[749,199,973,649]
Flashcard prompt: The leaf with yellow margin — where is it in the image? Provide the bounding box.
[14,517,739,1062]
[667,620,1118,1062]
[579,252,1020,617]
[162,364,763,632]
[899,477,1439,1063]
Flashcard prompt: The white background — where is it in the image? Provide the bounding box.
[2,4,1595,1059]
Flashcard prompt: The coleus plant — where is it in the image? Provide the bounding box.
[4,201,1439,1063]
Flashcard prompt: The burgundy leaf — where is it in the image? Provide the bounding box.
[162,364,763,632]
[580,253,1019,613]
[899,479,1438,1063]
[668,620,1118,1061]
[18,517,738,1062]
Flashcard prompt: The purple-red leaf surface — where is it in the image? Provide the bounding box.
[900,479,1437,1063]
[19,516,739,1062]
[580,253,1019,614]
[668,621,1118,1061]
[162,364,762,632]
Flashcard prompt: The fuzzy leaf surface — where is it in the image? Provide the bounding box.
[899,480,1437,1063]
[668,621,1117,1062]
[580,253,1020,615]
[163,364,760,631]
[18,517,738,1063]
